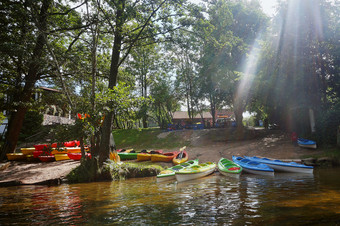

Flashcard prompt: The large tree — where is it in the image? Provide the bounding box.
[97,0,190,164]
[253,0,339,134]
[197,0,267,127]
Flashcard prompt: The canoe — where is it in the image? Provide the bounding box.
[21,148,35,155]
[172,150,188,165]
[151,151,178,162]
[157,159,199,182]
[6,153,27,161]
[232,156,274,176]
[218,158,242,177]
[67,153,92,160]
[297,138,317,149]
[175,162,216,182]
[54,154,70,161]
[38,155,55,162]
[244,156,313,174]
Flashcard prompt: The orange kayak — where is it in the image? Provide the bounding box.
[137,153,151,161]
[151,151,178,162]
[137,150,163,161]
[173,150,188,165]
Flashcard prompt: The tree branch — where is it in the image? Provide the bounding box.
[50,1,87,16]
[118,0,168,67]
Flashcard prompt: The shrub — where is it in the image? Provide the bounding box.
[315,103,340,145]
[19,110,43,140]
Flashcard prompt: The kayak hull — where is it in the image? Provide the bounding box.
[218,158,242,177]
[54,154,70,161]
[175,162,216,182]
[6,153,27,161]
[151,152,178,162]
[172,151,188,165]
[244,156,313,174]
[157,159,199,182]
[232,156,274,176]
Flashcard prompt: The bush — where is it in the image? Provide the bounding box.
[315,103,340,145]
[19,110,43,141]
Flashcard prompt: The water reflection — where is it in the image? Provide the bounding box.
[0,168,340,224]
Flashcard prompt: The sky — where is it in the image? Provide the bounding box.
[190,0,279,17]
[259,0,278,17]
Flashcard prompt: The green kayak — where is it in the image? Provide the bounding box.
[175,162,216,182]
[218,157,242,176]
[156,159,199,182]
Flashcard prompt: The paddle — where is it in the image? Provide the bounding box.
[178,146,186,160]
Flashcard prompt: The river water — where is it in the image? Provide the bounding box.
[0,167,339,225]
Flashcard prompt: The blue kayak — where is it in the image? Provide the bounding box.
[297,138,317,149]
[232,156,274,176]
[244,156,313,174]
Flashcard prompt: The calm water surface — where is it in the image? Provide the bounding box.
[0,167,340,225]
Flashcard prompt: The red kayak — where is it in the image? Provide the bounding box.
[33,144,49,151]
[38,155,55,162]
[64,140,80,147]
[67,153,91,160]
[33,150,53,158]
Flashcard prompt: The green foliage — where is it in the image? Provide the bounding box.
[103,160,163,180]
[96,81,153,129]
[315,103,340,145]
[0,112,5,124]
[19,110,43,141]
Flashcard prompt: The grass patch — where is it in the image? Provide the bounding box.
[113,128,190,150]
[104,160,164,180]
[302,147,340,160]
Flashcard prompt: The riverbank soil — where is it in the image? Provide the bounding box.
[0,129,324,186]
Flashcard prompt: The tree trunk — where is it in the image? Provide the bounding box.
[234,104,244,130]
[98,0,125,165]
[0,0,52,160]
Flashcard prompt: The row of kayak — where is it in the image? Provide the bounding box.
[157,156,314,182]
[6,146,91,162]
[116,148,189,165]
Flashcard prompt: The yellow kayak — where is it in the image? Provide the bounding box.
[6,153,27,161]
[21,148,35,155]
[54,154,70,161]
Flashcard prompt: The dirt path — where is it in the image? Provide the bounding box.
[0,129,322,186]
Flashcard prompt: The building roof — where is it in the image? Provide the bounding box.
[172,111,212,119]
[216,109,234,118]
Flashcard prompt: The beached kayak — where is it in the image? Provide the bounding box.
[172,150,188,165]
[244,156,313,173]
[175,162,216,182]
[218,158,242,177]
[232,156,274,176]
[157,159,199,182]
[151,151,178,162]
